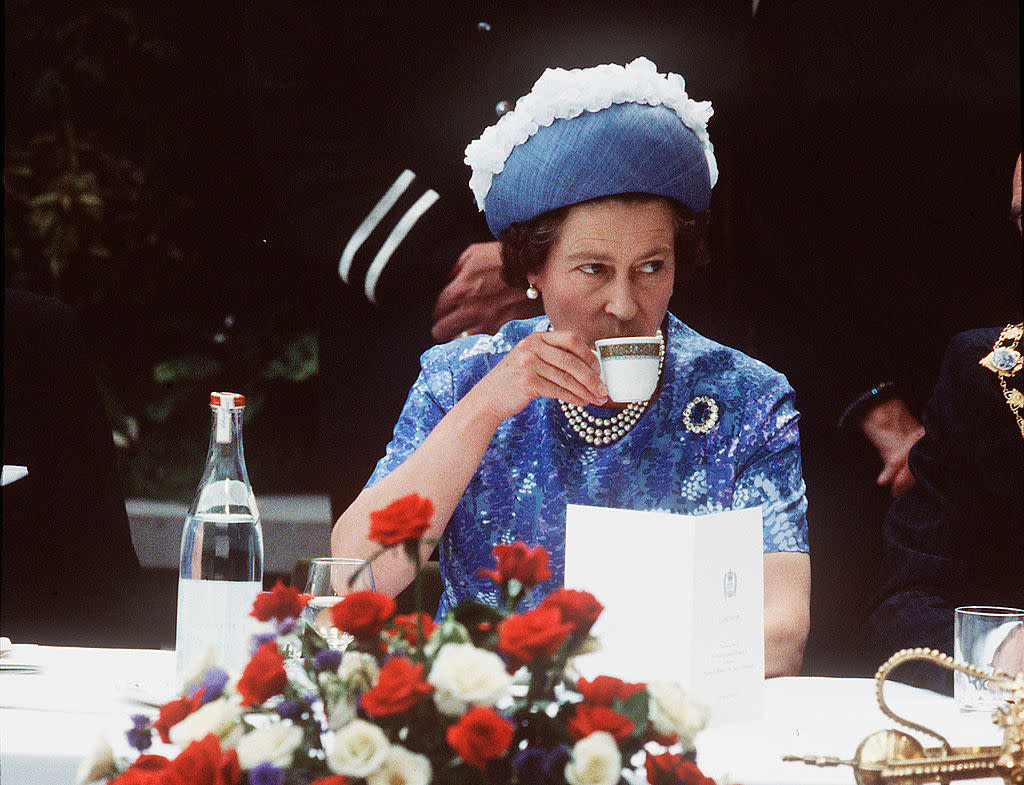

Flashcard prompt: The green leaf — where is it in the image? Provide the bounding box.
[29,191,60,207]
[144,386,194,424]
[152,355,222,384]
[30,208,55,235]
[262,332,318,382]
[616,690,650,739]
[451,602,505,648]
[423,615,472,659]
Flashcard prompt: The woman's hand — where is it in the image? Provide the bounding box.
[473,329,607,422]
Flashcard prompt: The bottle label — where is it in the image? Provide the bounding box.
[216,405,231,443]
[175,578,262,678]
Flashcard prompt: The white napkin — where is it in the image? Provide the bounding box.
[2,465,29,486]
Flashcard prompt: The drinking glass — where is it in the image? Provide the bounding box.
[302,558,374,649]
[954,605,1024,712]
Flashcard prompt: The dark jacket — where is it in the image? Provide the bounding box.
[861,328,1024,693]
[2,288,142,646]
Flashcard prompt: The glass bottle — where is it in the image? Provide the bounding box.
[175,392,264,678]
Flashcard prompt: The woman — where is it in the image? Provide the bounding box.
[332,58,810,676]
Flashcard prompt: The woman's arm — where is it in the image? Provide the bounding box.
[763,551,811,677]
[730,374,810,677]
[331,329,605,597]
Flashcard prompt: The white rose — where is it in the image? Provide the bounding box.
[337,650,379,691]
[177,646,217,695]
[169,696,242,746]
[235,720,304,770]
[325,718,390,777]
[427,643,512,716]
[564,731,622,785]
[646,681,709,752]
[366,744,432,785]
[75,737,115,784]
[327,694,357,730]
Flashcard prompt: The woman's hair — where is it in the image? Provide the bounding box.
[498,194,707,288]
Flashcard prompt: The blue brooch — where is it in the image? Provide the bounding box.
[682,395,719,434]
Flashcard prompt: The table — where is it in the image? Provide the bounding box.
[1,644,175,785]
[0,644,1006,785]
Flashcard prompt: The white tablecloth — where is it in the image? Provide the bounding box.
[0,645,1005,785]
[1,644,175,785]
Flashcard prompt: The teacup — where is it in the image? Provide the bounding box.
[593,336,662,403]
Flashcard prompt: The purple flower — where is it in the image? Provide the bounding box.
[514,745,571,785]
[126,715,153,752]
[249,762,285,785]
[313,648,343,672]
[276,617,298,636]
[274,699,305,721]
[249,630,279,654]
[197,667,229,704]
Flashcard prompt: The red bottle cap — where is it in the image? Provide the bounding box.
[210,392,245,408]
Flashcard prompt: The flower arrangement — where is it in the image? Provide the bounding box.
[79,494,718,785]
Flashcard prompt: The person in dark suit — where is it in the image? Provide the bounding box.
[860,155,1024,694]
[725,0,1021,676]
[2,288,143,646]
[231,2,753,520]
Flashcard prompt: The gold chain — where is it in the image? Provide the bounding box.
[979,323,1024,440]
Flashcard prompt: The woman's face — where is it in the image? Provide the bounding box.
[529,198,675,346]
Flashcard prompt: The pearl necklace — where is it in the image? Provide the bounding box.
[558,330,665,446]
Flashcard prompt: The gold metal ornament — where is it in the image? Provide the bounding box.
[784,648,1024,784]
[980,322,1024,439]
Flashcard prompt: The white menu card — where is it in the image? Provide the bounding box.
[564,504,764,725]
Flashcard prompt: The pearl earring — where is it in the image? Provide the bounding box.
[526,284,540,300]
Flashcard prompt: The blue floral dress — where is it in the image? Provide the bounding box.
[367,315,808,618]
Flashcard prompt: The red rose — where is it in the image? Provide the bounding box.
[567,703,635,741]
[446,706,515,769]
[153,693,203,744]
[645,753,717,785]
[250,579,311,622]
[110,755,172,785]
[538,588,604,634]
[309,777,349,785]
[368,493,433,546]
[361,656,433,716]
[215,748,241,785]
[237,642,287,706]
[385,612,437,646]
[578,675,646,706]
[330,591,396,639]
[477,542,552,589]
[167,734,241,785]
[497,606,574,662]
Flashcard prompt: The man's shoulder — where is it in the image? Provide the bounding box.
[946,327,1003,359]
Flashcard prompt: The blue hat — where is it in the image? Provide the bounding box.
[465,58,717,238]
